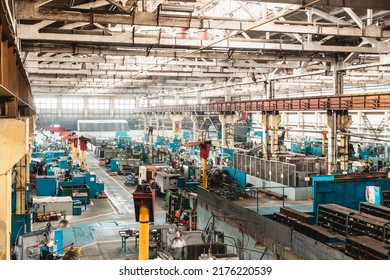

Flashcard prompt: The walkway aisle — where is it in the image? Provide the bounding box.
[85,152,134,215]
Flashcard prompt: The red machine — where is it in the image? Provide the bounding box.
[79,136,91,170]
[183,140,212,188]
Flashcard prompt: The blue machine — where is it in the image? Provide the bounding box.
[311,144,323,157]
[11,213,32,244]
[312,173,390,219]
[84,172,104,197]
[222,166,246,191]
[154,136,167,147]
[291,143,303,153]
[221,148,234,165]
[72,175,86,186]
[182,131,193,140]
[110,159,119,172]
[178,177,199,190]
[168,138,182,152]
[36,176,57,196]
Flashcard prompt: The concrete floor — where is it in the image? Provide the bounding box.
[31,151,312,260]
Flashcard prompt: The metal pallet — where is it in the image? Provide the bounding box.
[360,202,390,221]
[345,235,390,260]
[318,204,390,244]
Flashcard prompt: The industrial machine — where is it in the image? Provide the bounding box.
[184,141,212,188]
[79,136,91,171]
[154,171,181,193]
[206,168,242,200]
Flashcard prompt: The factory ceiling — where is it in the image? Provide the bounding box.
[9,0,390,101]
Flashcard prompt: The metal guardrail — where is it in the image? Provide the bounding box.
[233,153,296,187]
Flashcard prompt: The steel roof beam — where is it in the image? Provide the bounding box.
[240,0,390,10]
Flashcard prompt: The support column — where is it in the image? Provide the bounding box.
[142,114,148,132]
[171,114,184,138]
[196,91,201,104]
[260,112,280,160]
[191,115,200,141]
[315,112,321,130]
[83,96,88,118]
[326,111,352,173]
[154,114,161,136]
[262,3,270,40]
[219,113,238,147]
[326,112,337,174]
[339,113,352,172]
[109,97,114,118]
[333,59,345,96]
[224,81,232,102]
[0,171,12,260]
[15,155,28,215]
[306,8,313,42]
[265,78,274,99]
[271,114,281,156]
[0,118,29,260]
[297,112,304,131]
[367,9,373,25]
[261,114,270,160]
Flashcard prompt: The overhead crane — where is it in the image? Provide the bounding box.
[134,92,390,172]
[133,92,390,114]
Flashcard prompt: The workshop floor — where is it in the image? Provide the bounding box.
[32,152,312,260]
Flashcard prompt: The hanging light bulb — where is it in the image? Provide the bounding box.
[170,230,186,249]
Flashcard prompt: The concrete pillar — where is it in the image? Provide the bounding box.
[271,114,281,155]
[171,114,184,138]
[220,116,227,147]
[261,114,270,160]
[315,112,321,130]
[224,82,232,102]
[333,59,345,96]
[219,113,238,147]
[367,9,373,25]
[83,96,88,117]
[154,115,160,135]
[196,91,201,104]
[260,113,280,160]
[297,112,304,131]
[262,3,270,40]
[191,115,199,141]
[266,79,274,99]
[306,8,313,42]
[15,155,27,215]
[326,112,337,174]
[339,113,352,172]
[109,97,114,117]
[326,111,352,173]
[0,171,12,260]
[0,118,30,260]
